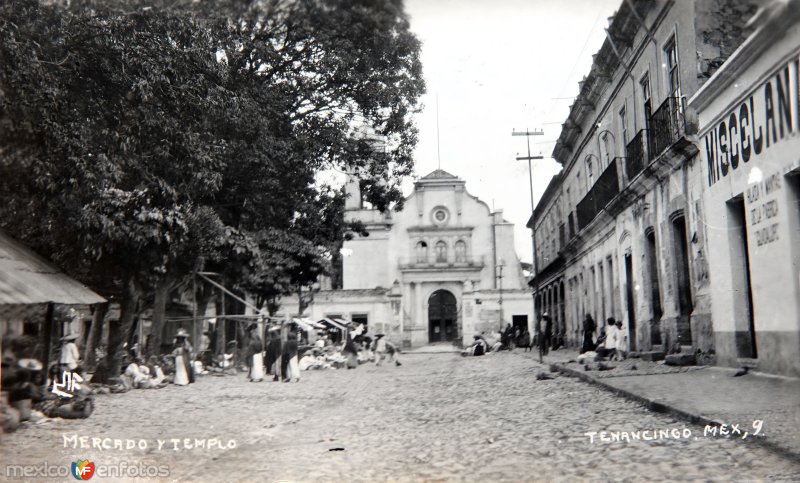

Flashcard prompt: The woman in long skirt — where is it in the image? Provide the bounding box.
[246,324,264,382]
[265,327,282,381]
[581,314,597,354]
[342,331,359,369]
[172,329,194,386]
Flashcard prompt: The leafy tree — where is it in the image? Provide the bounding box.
[0,0,424,376]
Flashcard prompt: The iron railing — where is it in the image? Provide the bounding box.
[625,129,648,181]
[575,160,621,230]
[648,96,685,158]
[399,255,484,270]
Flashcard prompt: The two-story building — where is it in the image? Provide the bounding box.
[530,0,765,359]
[306,169,534,348]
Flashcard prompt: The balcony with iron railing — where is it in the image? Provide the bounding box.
[625,129,648,181]
[575,159,621,230]
[398,255,485,270]
[563,97,693,247]
[648,96,686,160]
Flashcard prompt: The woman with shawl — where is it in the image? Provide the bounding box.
[265,326,282,381]
[581,314,597,354]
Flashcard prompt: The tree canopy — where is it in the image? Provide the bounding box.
[0,0,424,372]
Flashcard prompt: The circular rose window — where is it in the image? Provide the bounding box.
[431,207,449,226]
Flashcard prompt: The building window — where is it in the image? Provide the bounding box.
[416,241,428,263]
[455,240,467,262]
[586,156,594,190]
[619,105,628,147]
[435,241,447,262]
[664,36,680,98]
[431,206,450,226]
[601,133,613,167]
[640,72,652,125]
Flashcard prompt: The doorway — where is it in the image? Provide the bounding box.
[645,229,663,346]
[428,290,458,342]
[624,252,636,351]
[727,196,756,358]
[672,215,693,345]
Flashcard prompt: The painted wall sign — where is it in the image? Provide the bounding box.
[746,172,783,247]
[703,56,799,188]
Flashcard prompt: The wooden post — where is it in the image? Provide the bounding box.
[41,303,55,388]
[192,275,199,359]
[219,289,226,356]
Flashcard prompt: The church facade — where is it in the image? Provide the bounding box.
[304,169,534,348]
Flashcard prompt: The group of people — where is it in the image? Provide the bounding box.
[581,314,628,360]
[245,323,301,383]
[241,322,402,383]
[462,311,563,358]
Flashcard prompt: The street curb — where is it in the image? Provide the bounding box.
[549,362,800,462]
[404,350,461,355]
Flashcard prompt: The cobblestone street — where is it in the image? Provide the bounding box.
[3,351,799,482]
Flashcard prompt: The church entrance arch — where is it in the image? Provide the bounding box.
[428,290,458,342]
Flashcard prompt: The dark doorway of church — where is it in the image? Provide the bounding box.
[428,290,458,342]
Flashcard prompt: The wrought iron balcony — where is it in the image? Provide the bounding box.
[648,96,686,159]
[625,129,648,181]
[575,159,621,231]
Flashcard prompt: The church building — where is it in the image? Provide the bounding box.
[305,169,534,348]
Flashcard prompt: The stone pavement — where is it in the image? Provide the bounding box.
[2,350,799,482]
[523,347,800,461]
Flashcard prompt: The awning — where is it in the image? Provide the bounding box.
[302,317,325,329]
[334,318,353,327]
[321,318,347,331]
[0,231,105,306]
[292,318,318,333]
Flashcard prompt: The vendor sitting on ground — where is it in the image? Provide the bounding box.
[462,335,488,357]
[299,349,330,371]
[146,356,167,384]
[125,358,166,389]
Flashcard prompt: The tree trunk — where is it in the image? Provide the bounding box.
[298,284,306,315]
[105,277,138,379]
[148,279,170,357]
[194,280,212,354]
[84,302,108,370]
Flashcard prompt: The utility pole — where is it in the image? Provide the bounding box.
[512,128,544,360]
[496,259,505,332]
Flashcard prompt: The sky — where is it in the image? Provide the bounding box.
[402,0,622,264]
